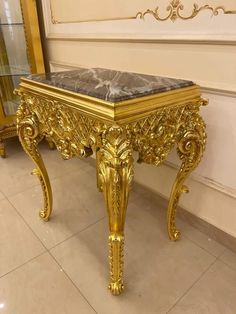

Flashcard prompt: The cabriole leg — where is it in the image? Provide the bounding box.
[167,110,207,241]
[97,126,133,295]
[17,111,53,221]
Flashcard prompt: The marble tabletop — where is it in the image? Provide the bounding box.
[27,68,194,103]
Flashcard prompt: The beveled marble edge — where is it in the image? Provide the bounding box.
[19,77,201,124]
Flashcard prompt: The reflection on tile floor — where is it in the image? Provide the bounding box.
[0,138,236,314]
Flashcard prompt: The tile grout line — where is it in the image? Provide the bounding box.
[49,216,106,251]
[217,256,236,273]
[166,258,218,313]
[48,251,98,314]
[7,191,106,251]
[181,229,236,270]
[3,150,235,312]
[1,144,94,200]
[2,165,84,200]
[6,194,106,253]
[218,247,228,259]
[6,195,102,313]
[181,234,225,259]
[6,197,49,250]
[0,251,46,280]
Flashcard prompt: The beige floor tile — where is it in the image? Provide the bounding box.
[0,139,93,197]
[0,199,45,277]
[0,191,5,201]
[169,260,236,314]
[177,219,225,257]
[130,186,225,258]
[0,149,38,197]
[9,170,105,249]
[220,248,236,271]
[51,200,215,314]
[0,253,95,314]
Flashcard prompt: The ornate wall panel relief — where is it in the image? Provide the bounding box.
[42,0,236,43]
[49,0,236,24]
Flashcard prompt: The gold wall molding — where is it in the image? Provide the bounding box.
[50,0,236,24]
[136,1,236,22]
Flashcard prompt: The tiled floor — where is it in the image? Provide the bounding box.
[0,138,236,314]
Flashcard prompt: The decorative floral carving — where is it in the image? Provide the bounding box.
[17,92,107,160]
[50,0,236,24]
[136,1,236,22]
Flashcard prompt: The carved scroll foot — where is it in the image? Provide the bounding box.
[97,126,134,295]
[167,107,207,241]
[17,110,53,222]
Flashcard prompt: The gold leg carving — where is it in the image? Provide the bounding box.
[96,149,103,192]
[167,109,207,241]
[97,126,134,295]
[17,111,53,221]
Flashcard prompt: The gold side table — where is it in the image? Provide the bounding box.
[16,68,207,295]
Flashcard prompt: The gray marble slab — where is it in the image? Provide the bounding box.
[27,68,194,103]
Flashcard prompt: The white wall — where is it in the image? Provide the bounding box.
[41,0,236,237]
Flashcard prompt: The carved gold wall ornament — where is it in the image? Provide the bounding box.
[49,0,236,24]
[136,1,236,22]
[16,82,207,295]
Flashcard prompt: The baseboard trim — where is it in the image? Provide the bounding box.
[164,161,236,199]
[178,205,236,254]
[134,180,236,254]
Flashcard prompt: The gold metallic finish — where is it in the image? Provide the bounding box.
[167,98,208,240]
[16,98,52,221]
[0,27,15,103]
[16,79,207,295]
[50,0,236,24]
[97,126,134,295]
[136,1,236,22]
[108,234,124,295]
[96,149,103,192]
[20,0,45,74]
[19,77,202,124]
[0,21,16,154]
[0,1,45,157]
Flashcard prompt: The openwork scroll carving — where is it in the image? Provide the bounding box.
[16,91,108,160]
[129,104,187,165]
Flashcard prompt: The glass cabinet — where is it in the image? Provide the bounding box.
[0,0,45,157]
